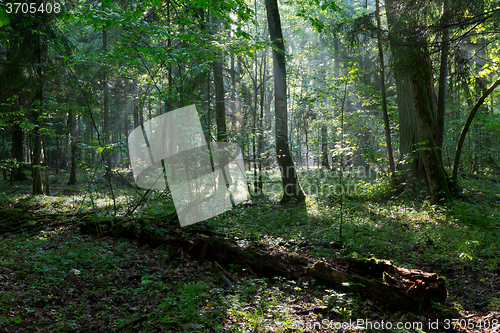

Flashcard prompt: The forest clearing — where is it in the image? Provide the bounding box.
[1,0,500,331]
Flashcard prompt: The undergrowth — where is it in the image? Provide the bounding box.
[0,168,499,331]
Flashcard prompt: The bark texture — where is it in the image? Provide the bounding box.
[385,0,451,203]
[212,16,227,143]
[11,123,27,181]
[67,111,77,185]
[264,0,305,204]
[375,0,395,183]
[435,0,450,162]
[32,34,44,195]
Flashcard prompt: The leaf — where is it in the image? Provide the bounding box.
[0,10,9,28]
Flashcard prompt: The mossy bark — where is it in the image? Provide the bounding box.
[385,0,451,203]
[409,51,451,203]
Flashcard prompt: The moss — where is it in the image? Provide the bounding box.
[488,297,500,311]
[357,257,391,265]
[288,252,300,263]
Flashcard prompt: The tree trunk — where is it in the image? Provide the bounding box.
[385,3,422,182]
[114,82,123,165]
[11,123,26,181]
[435,0,450,163]
[213,30,227,142]
[1,131,7,180]
[258,50,267,192]
[320,125,330,169]
[42,139,50,195]
[411,70,450,203]
[67,111,78,185]
[264,0,305,205]
[61,125,67,170]
[211,15,232,191]
[375,0,395,184]
[385,0,450,203]
[31,118,43,196]
[103,25,111,175]
[32,34,44,195]
[80,220,448,313]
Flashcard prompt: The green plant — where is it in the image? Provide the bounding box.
[157,282,209,325]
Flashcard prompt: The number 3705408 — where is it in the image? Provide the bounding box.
[6,3,61,14]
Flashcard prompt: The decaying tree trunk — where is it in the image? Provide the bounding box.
[80,219,447,312]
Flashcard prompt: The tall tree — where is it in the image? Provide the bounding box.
[435,0,450,163]
[102,1,111,176]
[67,110,78,185]
[264,0,306,204]
[32,30,44,195]
[385,0,451,203]
[375,0,395,184]
[2,20,27,182]
[212,16,227,143]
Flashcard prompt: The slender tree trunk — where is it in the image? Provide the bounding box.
[1,131,7,180]
[305,127,309,170]
[212,16,232,190]
[436,0,450,163]
[252,0,258,193]
[320,125,330,169]
[334,36,340,78]
[32,120,43,195]
[11,123,26,181]
[375,0,395,184]
[133,83,140,129]
[264,0,305,204]
[230,42,236,129]
[166,0,173,112]
[103,25,111,175]
[213,25,227,142]
[61,125,67,170]
[205,10,211,141]
[42,139,50,195]
[114,83,122,165]
[32,35,44,195]
[67,110,78,185]
[86,115,93,146]
[258,51,267,192]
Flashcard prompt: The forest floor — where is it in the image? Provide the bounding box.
[1,168,500,332]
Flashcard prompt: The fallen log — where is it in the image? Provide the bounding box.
[182,234,446,312]
[310,259,446,313]
[79,218,447,312]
